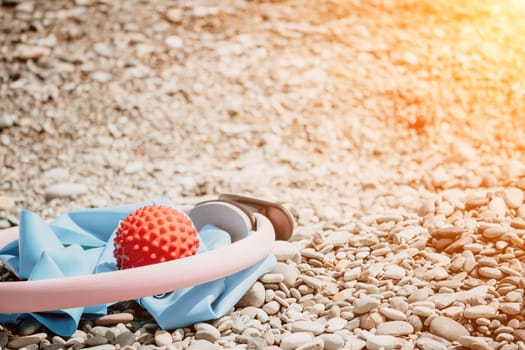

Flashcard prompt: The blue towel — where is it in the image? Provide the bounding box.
[0,199,276,336]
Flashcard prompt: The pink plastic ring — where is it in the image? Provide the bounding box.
[0,213,274,313]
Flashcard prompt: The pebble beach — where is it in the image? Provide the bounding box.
[3,0,525,349]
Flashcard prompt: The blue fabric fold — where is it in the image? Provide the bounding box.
[0,200,276,336]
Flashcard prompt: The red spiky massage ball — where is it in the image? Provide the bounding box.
[113,205,200,269]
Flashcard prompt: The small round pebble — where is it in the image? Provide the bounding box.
[263,301,281,315]
[0,332,8,348]
[154,330,172,346]
[115,331,134,347]
[85,336,109,347]
[18,318,41,336]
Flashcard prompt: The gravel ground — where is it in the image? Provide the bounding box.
[2,0,525,349]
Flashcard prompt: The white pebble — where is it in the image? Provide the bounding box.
[45,183,88,199]
[194,323,220,342]
[237,282,265,308]
[353,295,380,314]
[155,330,172,346]
[319,334,344,350]
[383,265,405,280]
[379,307,407,321]
[280,332,315,350]
[366,335,397,350]
[291,320,324,335]
[272,241,300,261]
[326,317,347,332]
[263,301,280,315]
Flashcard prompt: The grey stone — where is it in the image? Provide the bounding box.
[65,337,85,347]
[41,344,66,350]
[86,336,109,347]
[115,331,135,347]
[19,344,39,350]
[18,317,41,336]
[51,336,66,344]
[0,331,9,348]
[90,326,110,337]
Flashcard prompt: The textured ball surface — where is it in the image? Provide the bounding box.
[113,205,199,269]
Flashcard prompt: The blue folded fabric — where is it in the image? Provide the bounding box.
[0,199,276,336]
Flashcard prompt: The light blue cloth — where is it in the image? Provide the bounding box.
[0,200,276,336]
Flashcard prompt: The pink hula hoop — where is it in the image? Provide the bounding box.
[0,213,274,313]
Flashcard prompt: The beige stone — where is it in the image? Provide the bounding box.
[489,197,507,217]
[464,305,497,319]
[376,321,414,336]
[429,316,470,341]
[504,188,524,209]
